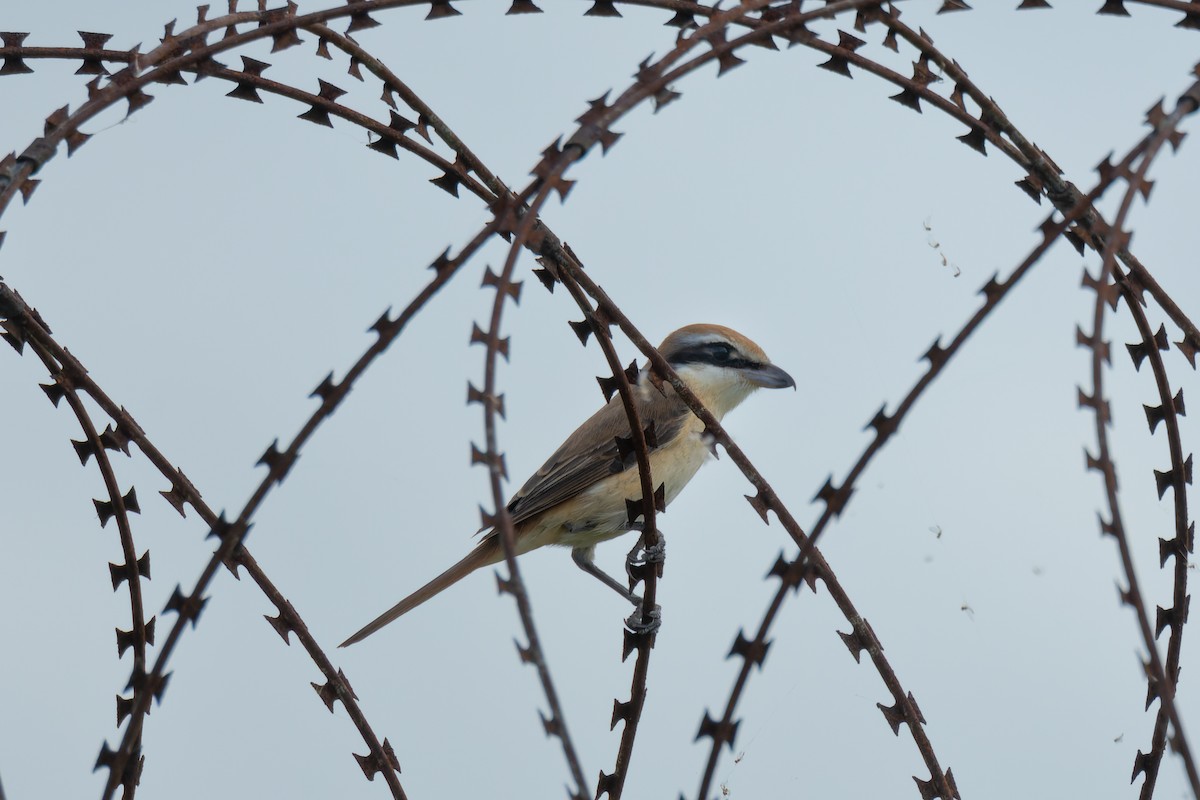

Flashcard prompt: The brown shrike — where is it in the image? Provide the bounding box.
[340,323,794,646]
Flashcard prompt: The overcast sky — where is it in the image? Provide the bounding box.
[2,2,1199,799]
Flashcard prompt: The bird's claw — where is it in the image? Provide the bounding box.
[625,603,662,636]
[625,531,666,586]
[639,536,666,565]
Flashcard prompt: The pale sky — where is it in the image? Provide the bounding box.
[2,3,1199,799]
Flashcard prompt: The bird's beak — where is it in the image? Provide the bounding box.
[744,363,796,390]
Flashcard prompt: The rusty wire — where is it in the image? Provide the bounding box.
[1,4,593,795]
[553,263,664,800]
[628,1,1200,363]
[307,15,598,792]
[869,8,1200,356]
[50,354,151,797]
[1077,74,1200,798]
[1,2,1199,799]
[479,4,1200,797]
[0,278,429,799]
[478,3,932,795]
[494,4,960,796]
[431,3,917,793]
[772,4,1200,787]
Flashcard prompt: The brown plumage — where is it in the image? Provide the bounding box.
[340,323,793,647]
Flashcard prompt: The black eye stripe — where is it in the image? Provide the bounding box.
[668,344,723,364]
[668,342,758,369]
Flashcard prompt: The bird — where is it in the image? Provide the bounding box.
[340,323,794,647]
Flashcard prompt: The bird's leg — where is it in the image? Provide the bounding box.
[571,545,641,607]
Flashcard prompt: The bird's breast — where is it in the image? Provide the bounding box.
[529,416,714,550]
[646,415,714,506]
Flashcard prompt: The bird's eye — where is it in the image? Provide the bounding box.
[708,343,733,362]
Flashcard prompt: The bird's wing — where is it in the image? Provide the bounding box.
[502,386,690,529]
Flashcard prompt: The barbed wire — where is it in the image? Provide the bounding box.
[0,2,1197,799]
[1079,72,1200,797]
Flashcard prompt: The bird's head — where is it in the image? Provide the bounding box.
[657,324,795,418]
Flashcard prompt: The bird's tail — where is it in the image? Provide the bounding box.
[339,538,500,647]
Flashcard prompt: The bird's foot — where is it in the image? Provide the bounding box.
[639,534,666,565]
[625,603,662,636]
[626,530,666,586]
